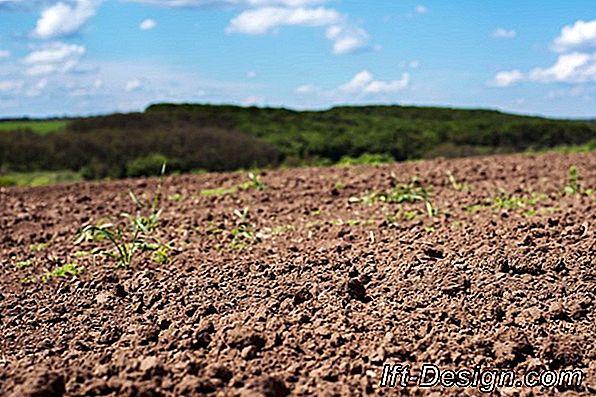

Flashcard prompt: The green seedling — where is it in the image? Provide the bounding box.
[229,207,257,249]
[75,163,170,268]
[564,165,579,195]
[20,276,36,285]
[15,259,33,269]
[29,242,49,252]
[168,192,184,202]
[334,181,346,190]
[200,186,238,197]
[42,263,84,282]
[403,210,418,221]
[353,177,436,217]
[447,171,466,191]
[239,172,267,191]
[493,192,547,210]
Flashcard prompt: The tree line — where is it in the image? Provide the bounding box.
[0,104,594,179]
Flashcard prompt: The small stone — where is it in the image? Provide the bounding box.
[241,345,257,360]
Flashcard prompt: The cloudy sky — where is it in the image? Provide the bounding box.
[0,0,595,118]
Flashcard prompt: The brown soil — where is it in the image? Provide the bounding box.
[0,152,595,396]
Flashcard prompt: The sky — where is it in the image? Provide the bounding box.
[0,0,595,118]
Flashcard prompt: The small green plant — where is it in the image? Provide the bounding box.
[75,164,170,268]
[168,192,184,202]
[42,263,84,282]
[403,210,418,221]
[493,192,547,210]
[29,242,49,252]
[15,259,33,269]
[446,171,468,192]
[200,186,237,197]
[493,195,526,210]
[353,177,436,218]
[564,165,579,195]
[334,181,346,190]
[562,165,592,196]
[229,208,257,249]
[20,276,36,285]
[239,171,267,191]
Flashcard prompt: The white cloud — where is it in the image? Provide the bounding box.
[552,19,596,53]
[490,69,524,87]
[492,52,596,86]
[295,83,320,94]
[339,70,410,94]
[225,5,369,55]
[139,18,157,30]
[491,28,516,39]
[529,52,596,83]
[246,71,257,78]
[125,79,142,91]
[0,50,11,59]
[492,19,596,88]
[23,42,86,76]
[298,70,410,98]
[226,6,340,34]
[33,0,101,39]
[325,24,369,54]
[414,5,428,14]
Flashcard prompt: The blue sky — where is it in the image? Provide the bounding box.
[0,0,595,118]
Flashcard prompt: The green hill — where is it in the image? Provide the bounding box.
[1,104,595,182]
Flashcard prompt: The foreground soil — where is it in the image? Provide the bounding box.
[1,152,595,396]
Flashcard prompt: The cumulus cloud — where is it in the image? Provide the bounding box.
[325,24,369,54]
[33,0,102,39]
[0,50,10,59]
[552,19,596,53]
[339,70,410,94]
[492,19,596,88]
[491,28,516,39]
[225,5,370,55]
[139,18,157,30]
[226,6,340,34]
[23,42,86,76]
[298,70,410,98]
[529,52,596,83]
[492,53,596,86]
[490,69,523,87]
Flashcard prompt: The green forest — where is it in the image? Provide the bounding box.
[1,104,595,184]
